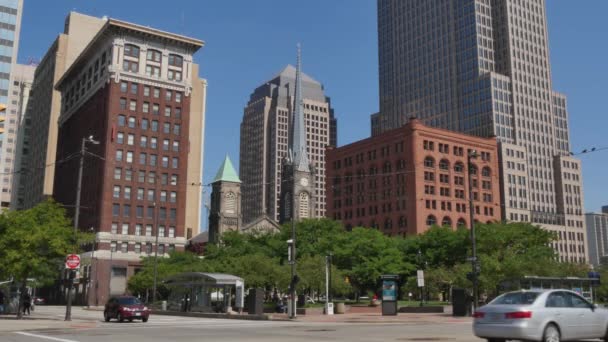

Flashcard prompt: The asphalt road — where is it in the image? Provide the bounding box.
[0,306,481,342]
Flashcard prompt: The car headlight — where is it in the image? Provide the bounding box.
[143,307,149,311]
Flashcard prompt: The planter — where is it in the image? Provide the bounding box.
[335,302,346,314]
[398,306,444,313]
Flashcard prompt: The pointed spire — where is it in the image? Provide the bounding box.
[291,43,311,172]
[212,155,241,183]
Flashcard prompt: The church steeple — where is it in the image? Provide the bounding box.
[290,44,311,173]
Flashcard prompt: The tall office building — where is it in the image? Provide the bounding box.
[0,0,23,208]
[586,207,608,267]
[8,63,35,210]
[52,15,206,306]
[240,52,337,225]
[17,12,106,210]
[373,0,586,262]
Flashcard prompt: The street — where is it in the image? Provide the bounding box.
[0,306,481,342]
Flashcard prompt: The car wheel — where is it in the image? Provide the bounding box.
[117,313,124,323]
[103,311,110,322]
[128,318,133,322]
[142,317,148,323]
[543,324,560,342]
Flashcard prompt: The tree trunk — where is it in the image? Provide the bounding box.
[16,273,28,319]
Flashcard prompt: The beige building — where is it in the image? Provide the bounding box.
[8,63,35,209]
[17,12,105,210]
[239,64,337,224]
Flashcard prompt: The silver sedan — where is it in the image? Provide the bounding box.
[473,289,608,342]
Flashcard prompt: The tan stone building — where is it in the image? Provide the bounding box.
[239,62,337,224]
[208,156,242,243]
[16,12,106,210]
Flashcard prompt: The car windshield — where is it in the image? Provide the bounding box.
[117,297,142,305]
[490,292,539,305]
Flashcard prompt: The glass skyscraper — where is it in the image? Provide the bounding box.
[0,0,22,208]
[373,0,587,262]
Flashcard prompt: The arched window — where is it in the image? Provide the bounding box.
[146,49,162,62]
[168,54,183,67]
[439,159,450,171]
[426,215,437,226]
[454,162,464,173]
[482,167,491,177]
[299,192,309,219]
[424,156,435,168]
[442,217,452,227]
[225,192,236,214]
[457,218,467,227]
[124,44,140,58]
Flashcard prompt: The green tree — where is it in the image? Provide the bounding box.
[0,200,89,318]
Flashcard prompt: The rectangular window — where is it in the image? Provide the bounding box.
[146,243,152,254]
[134,243,141,254]
[140,136,147,148]
[153,104,160,115]
[119,98,127,110]
[112,204,120,216]
[150,137,158,149]
[114,167,122,180]
[127,134,134,145]
[139,153,147,165]
[136,205,143,218]
[160,208,167,220]
[125,169,132,182]
[123,204,131,217]
[170,192,177,203]
[115,150,123,162]
[130,83,138,95]
[126,151,133,163]
[128,117,136,128]
[141,119,149,130]
[153,88,160,98]
[161,173,168,185]
[137,188,144,200]
[173,124,180,135]
[120,82,128,93]
[163,139,170,151]
[172,141,179,152]
[150,154,157,167]
[144,86,150,97]
[165,90,172,102]
[138,171,145,183]
[174,107,181,119]
[135,224,142,236]
[147,207,154,219]
[164,107,171,117]
[121,223,129,235]
[175,92,182,103]
[145,65,161,77]
[118,115,126,126]
[111,223,118,234]
[129,100,137,111]
[116,132,124,144]
[172,158,178,168]
[110,241,117,253]
[171,174,178,185]
[170,208,176,221]
[163,123,171,134]
[148,172,156,184]
[160,191,167,202]
[147,189,155,201]
[151,121,159,132]
[142,102,149,113]
[124,186,131,200]
[145,225,152,237]
[168,227,175,238]
[159,226,165,238]
[158,244,165,255]
[162,156,169,168]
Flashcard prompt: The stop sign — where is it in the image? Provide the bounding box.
[65,254,81,270]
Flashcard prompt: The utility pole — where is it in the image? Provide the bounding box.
[65,136,98,321]
[152,200,161,304]
[467,150,479,311]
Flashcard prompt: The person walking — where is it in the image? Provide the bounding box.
[22,291,31,316]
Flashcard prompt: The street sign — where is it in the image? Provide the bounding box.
[65,254,81,270]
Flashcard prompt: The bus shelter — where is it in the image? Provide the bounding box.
[499,276,597,302]
[164,272,244,313]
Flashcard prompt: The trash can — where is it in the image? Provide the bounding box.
[161,301,167,311]
[335,302,346,314]
[452,288,471,317]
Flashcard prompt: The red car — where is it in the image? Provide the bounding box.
[104,296,150,323]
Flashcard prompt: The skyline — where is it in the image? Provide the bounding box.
[16,0,607,215]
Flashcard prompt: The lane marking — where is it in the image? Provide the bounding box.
[14,332,81,342]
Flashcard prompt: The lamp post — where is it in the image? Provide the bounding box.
[467,150,479,310]
[65,136,99,321]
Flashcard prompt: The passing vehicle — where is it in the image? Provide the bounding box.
[104,296,150,323]
[32,297,45,305]
[473,289,608,342]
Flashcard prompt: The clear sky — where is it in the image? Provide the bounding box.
[16,1,607,220]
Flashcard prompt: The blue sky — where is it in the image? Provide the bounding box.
[17,1,607,218]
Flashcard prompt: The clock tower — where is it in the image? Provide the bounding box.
[279,45,315,223]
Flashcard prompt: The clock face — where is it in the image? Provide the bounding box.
[300,178,309,187]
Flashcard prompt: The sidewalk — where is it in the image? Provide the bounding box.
[0,315,99,332]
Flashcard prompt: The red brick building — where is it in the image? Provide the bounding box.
[52,18,206,305]
[326,119,501,236]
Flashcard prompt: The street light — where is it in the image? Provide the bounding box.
[467,149,479,310]
[65,136,99,321]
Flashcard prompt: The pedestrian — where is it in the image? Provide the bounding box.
[22,291,31,316]
[0,289,5,314]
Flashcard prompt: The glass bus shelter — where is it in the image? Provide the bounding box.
[163,272,244,313]
[499,276,597,302]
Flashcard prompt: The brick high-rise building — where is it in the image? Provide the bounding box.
[372,0,587,262]
[52,16,206,305]
[326,119,501,236]
[239,53,337,224]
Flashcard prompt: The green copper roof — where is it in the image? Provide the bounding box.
[212,155,241,183]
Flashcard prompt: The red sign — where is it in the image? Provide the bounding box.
[65,254,81,270]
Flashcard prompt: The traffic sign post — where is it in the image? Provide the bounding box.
[64,254,80,321]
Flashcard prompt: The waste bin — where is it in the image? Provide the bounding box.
[297,294,306,307]
[161,301,167,311]
[247,288,264,315]
[452,288,471,317]
[335,302,345,314]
